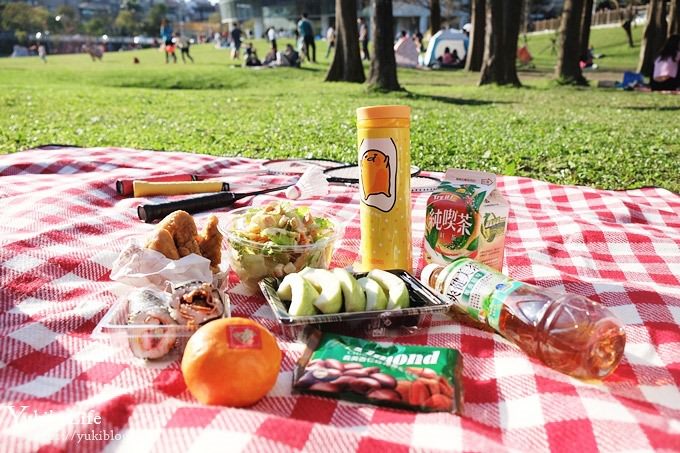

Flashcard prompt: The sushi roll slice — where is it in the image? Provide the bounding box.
[169,281,224,326]
[127,288,178,360]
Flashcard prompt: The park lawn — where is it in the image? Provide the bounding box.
[525,24,645,72]
[0,28,678,192]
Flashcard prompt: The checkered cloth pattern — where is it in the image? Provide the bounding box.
[0,146,679,453]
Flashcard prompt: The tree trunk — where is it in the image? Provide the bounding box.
[325,0,365,83]
[465,0,485,71]
[638,0,668,77]
[429,0,441,36]
[367,0,401,91]
[555,0,588,85]
[669,0,679,36]
[479,0,522,86]
[579,0,594,59]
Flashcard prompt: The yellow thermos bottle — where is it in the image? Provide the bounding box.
[356,105,412,273]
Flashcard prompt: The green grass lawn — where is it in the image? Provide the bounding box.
[1,26,678,192]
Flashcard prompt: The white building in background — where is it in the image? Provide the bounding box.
[216,0,451,39]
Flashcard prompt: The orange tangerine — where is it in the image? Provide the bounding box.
[181,317,281,407]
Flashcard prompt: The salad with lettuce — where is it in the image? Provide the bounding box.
[225,202,338,286]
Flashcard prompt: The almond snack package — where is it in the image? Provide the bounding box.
[293,330,463,413]
[424,169,509,271]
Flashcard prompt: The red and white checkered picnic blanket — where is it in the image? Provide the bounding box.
[1,146,679,452]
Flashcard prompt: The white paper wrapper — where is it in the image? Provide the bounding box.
[111,239,226,289]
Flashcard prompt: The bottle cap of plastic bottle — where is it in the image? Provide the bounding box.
[420,263,441,288]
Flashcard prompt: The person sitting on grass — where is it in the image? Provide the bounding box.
[438,47,462,68]
[579,47,598,70]
[263,47,277,66]
[243,43,262,67]
[278,44,300,67]
[651,34,680,92]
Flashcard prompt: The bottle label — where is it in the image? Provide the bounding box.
[439,259,507,325]
[486,281,523,331]
[359,138,397,213]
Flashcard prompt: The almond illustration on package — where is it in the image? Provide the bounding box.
[293,331,463,413]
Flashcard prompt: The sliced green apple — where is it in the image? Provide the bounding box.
[278,273,319,316]
[357,277,388,311]
[332,268,366,312]
[367,269,410,309]
[300,268,343,314]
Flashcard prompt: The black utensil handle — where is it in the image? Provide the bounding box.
[137,192,239,223]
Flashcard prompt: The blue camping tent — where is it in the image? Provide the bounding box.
[423,29,468,68]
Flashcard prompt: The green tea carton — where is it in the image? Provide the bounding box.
[424,169,508,271]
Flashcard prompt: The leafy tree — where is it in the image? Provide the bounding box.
[52,5,78,34]
[465,0,485,71]
[638,0,667,77]
[115,10,139,35]
[479,0,522,86]
[121,0,143,15]
[83,16,111,36]
[367,0,401,91]
[326,0,365,83]
[143,4,168,37]
[1,3,49,40]
[1,3,34,35]
[555,0,588,85]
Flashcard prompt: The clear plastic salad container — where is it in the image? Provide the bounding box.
[219,203,343,288]
[258,270,453,340]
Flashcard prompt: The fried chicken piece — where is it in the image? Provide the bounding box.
[156,210,201,258]
[198,215,223,273]
[145,227,180,260]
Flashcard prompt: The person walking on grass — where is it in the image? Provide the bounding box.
[38,43,47,63]
[358,17,369,61]
[297,13,315,63]
[325,25,335,59]
[176,33,194,63]
[230,22,242,60]
[267,26,277,52]
[160,19,176,63]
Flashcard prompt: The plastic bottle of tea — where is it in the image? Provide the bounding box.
[421,258,626,380]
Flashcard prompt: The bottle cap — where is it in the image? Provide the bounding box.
[356,105,411,120]
[420,263,441,287]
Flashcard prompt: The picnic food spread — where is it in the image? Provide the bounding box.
[6,117,679,449]
[104,106,629,411]
[96,105,630,417]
